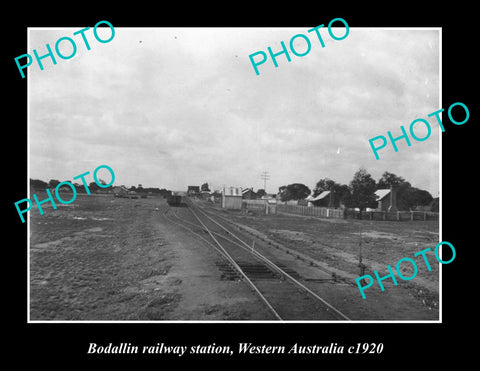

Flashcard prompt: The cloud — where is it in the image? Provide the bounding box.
[29,27,440,195]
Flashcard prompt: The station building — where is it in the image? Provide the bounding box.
[222,187,243,209]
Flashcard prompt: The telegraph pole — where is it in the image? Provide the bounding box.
[260,171,270,193]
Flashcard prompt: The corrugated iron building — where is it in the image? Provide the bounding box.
[113,186,129,197]
[222,187,243,209]
[372,189,392,211]
[242,188,256,200]
[306,190,332,207]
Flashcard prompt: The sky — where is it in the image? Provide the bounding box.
[28,26,440,196]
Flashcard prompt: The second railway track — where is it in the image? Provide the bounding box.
[164,200,351,321]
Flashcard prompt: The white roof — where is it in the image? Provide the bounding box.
[260,195,275,200]
[375,189,390,200]
[306,190,330,202]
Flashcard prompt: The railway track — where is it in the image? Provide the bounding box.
[163,200,351,321]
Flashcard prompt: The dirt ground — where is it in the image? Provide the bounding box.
[29,194,440,321]
[29,194,272,321]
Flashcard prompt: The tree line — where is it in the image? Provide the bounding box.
[30,167,436,212]
[278,167,435,211]
[29,179,171,195]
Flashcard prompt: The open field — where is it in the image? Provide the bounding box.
[29,194,440,321]
[29,194,272,321]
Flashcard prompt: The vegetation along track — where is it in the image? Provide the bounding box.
[163,200,351,321]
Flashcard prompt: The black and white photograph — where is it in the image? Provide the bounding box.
[26,26,441,322]
[8,5,475,364]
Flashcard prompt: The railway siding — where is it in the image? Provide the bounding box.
[184,200,439,320]
[173,202,351,320]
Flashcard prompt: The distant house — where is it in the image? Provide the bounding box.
[261,193,277,199]
[375,189,396,211]
[113,186,129,197]
[260,194,277,204]
[306,191,333,207]
[200,190,211,200]
[127,189,139,199]
[222,187,243,209]
[112,186,140,199]
[187,186,200,197]
[242,188,256,200]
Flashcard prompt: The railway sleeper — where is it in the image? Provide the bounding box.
[215,261,241,281]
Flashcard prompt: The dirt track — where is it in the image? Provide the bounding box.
[29,194,439,321]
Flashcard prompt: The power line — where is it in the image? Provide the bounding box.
[260,171,270,192]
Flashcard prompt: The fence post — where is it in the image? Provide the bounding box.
[424,212,426,221]
[411,211,414,221]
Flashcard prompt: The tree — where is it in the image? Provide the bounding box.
[376,171,433,210]
[89,182,101,192]
[377,172,406,189]
[334,184,352,208]
[313,178,351,208]
[256,189,266,198]
[73,182,85,193]
[30,178,48,190]
[48,179,61,189]
[401,187,433,210]
[347,167,377,211]
[312,178,336,197]
[201,182,210,192]
[279,183,311,202]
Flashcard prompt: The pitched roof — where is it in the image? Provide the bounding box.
[375,189,391,200]
[306,190,330,202]
[242,188,254,194]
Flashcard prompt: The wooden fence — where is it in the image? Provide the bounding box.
[246,200,333,217]
[344,209,439,221]
[242,200,276,214]
[276,204,344,219]
[243,200,439,221]
[242,199,267,209]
